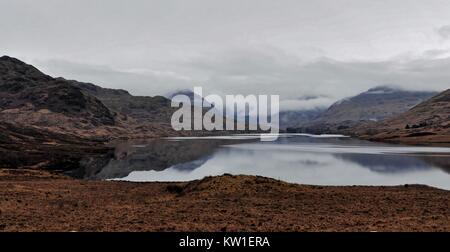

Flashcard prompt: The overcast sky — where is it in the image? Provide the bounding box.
[2,0,450,111]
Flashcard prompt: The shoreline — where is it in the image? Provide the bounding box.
[1,169,449,232]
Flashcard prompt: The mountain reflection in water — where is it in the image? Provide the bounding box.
[75,134,450,190]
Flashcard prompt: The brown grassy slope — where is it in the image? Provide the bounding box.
[357,89,450,145]
[0,170,449,232]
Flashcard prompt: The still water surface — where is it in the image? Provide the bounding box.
[79,134,450,190]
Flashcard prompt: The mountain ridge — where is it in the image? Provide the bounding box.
[287,86,438,133]
[0,56,183,142]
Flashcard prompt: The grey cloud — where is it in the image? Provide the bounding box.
[422,49,450,58]
[2,0,449,113]
[177,48,449,99]
[34,59,194,96]
[279,98,334,112]
[438,25,450,39]
[35,47,450,114]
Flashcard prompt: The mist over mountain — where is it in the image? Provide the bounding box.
[164,86,439,132]
[1,55,448,145]
[315,86,437,124]
[283,86,437,133]
[278,108,325,130]
[166,89,210,107]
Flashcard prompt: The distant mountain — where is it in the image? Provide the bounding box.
[316,86,437,123]
[292,86,437,133]
[166,89,210,107]
[357,89,450,145]
[278,108,324,130]
[167,89,259,131]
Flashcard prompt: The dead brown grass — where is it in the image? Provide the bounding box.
[0,169,449,232]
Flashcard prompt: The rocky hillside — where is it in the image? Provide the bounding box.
[0,55,192,170]
[0,56,181,142]
[0,56,115,126]
[357,89,450,145]
[72,81,175,123]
